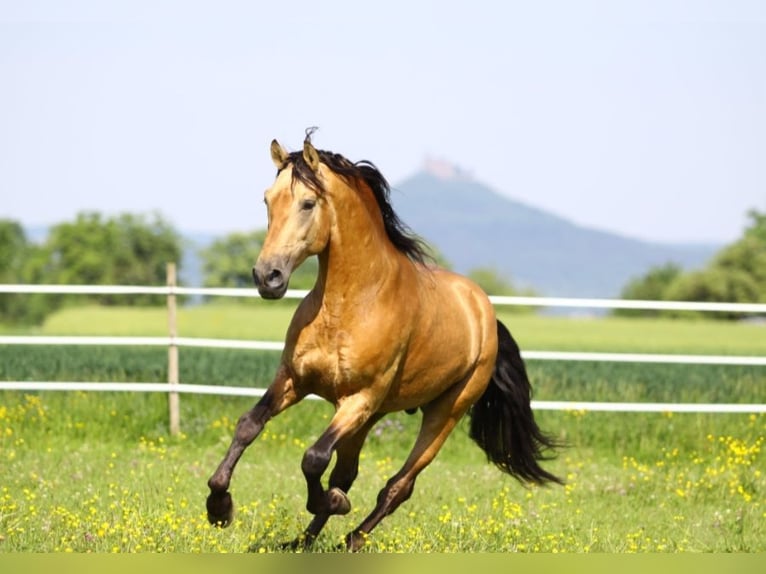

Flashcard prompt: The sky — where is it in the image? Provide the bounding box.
[1,0,764,244]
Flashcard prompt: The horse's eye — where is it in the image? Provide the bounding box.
[301,199,316,211]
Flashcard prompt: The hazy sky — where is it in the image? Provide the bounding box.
[1,0,764,244]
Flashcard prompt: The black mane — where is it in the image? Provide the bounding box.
[277,145,431,265]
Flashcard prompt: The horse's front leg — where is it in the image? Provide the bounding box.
[284,413,384,550]
[300,393,377,520]
[206,367,299,527]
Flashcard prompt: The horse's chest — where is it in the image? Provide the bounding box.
[291,343,338,381]
[289,333,357,392]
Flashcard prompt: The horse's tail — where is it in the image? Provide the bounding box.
[469,320,564,485]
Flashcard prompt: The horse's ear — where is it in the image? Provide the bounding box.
[303,139,320,172]
[270,139,289,168]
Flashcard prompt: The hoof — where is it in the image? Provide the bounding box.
[206,491,234,527]
[327,487,351,515]
[344,530,369,552]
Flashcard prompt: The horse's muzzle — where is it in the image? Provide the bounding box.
[252,262,289,299]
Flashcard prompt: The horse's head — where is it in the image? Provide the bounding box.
[252,136,331,299]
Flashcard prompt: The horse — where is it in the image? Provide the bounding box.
[206,130,562,551]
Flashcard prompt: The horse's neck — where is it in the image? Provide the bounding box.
[313,187,403,308]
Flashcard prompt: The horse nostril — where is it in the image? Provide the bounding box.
[265,269,284,289]
[253,262,288,297]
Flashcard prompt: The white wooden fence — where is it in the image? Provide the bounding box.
[1,279,765,434]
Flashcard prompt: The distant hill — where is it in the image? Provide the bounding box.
[21,167,720,298]
[391,163,719,297]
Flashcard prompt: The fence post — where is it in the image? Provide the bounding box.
[167,262,180,436]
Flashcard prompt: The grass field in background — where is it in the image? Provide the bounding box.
[32,303,766,356]
[1,345,764,407]
[1,303,765,552]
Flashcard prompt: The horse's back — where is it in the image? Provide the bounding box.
[416,266,496,342]
[427,266,496,353]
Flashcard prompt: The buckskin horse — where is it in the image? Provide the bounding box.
[206,130,562,551]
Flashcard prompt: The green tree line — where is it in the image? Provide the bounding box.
[0,212,182,324]
[616,209,766,319]
[1,211,531,325]
[3,207,762,325]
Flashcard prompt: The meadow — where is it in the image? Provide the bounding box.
[1,303,764,553]
[34,302,766,355]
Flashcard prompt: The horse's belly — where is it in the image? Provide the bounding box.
[377,301,494,412]
[377,355,477,413]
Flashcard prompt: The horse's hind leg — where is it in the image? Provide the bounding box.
[285,413,384,549]
[207,368,298,526]
[344,373,491,551]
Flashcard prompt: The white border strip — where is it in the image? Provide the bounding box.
[0,381,764,413]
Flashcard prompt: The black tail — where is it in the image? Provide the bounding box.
[469,320,563,485]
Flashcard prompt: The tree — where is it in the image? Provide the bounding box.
[0,220,37,323]
[742,208,766,242]
[41,211,183,306]
[664,267,760,320]
[613,208,766,319]
[201,230,267,289]
[0,212,184,324]
[614,263,683,317]
[0,220,26,282]
[664,209,766,318]
[713,210,766,297]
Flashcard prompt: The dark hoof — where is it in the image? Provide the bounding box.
[344,530,369,552]
[327,487,351,515]
[206,491,234,527]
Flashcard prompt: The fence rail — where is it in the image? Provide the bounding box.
[2,380,764,414]
[1,280,765,428]
[4,283,766,313]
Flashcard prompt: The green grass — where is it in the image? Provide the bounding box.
[39,302,294,341]
[1,345,764,407]
[1,303,765,552]
[495,312,766,356]
[37,303,766,356]
[1,392,764,552]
